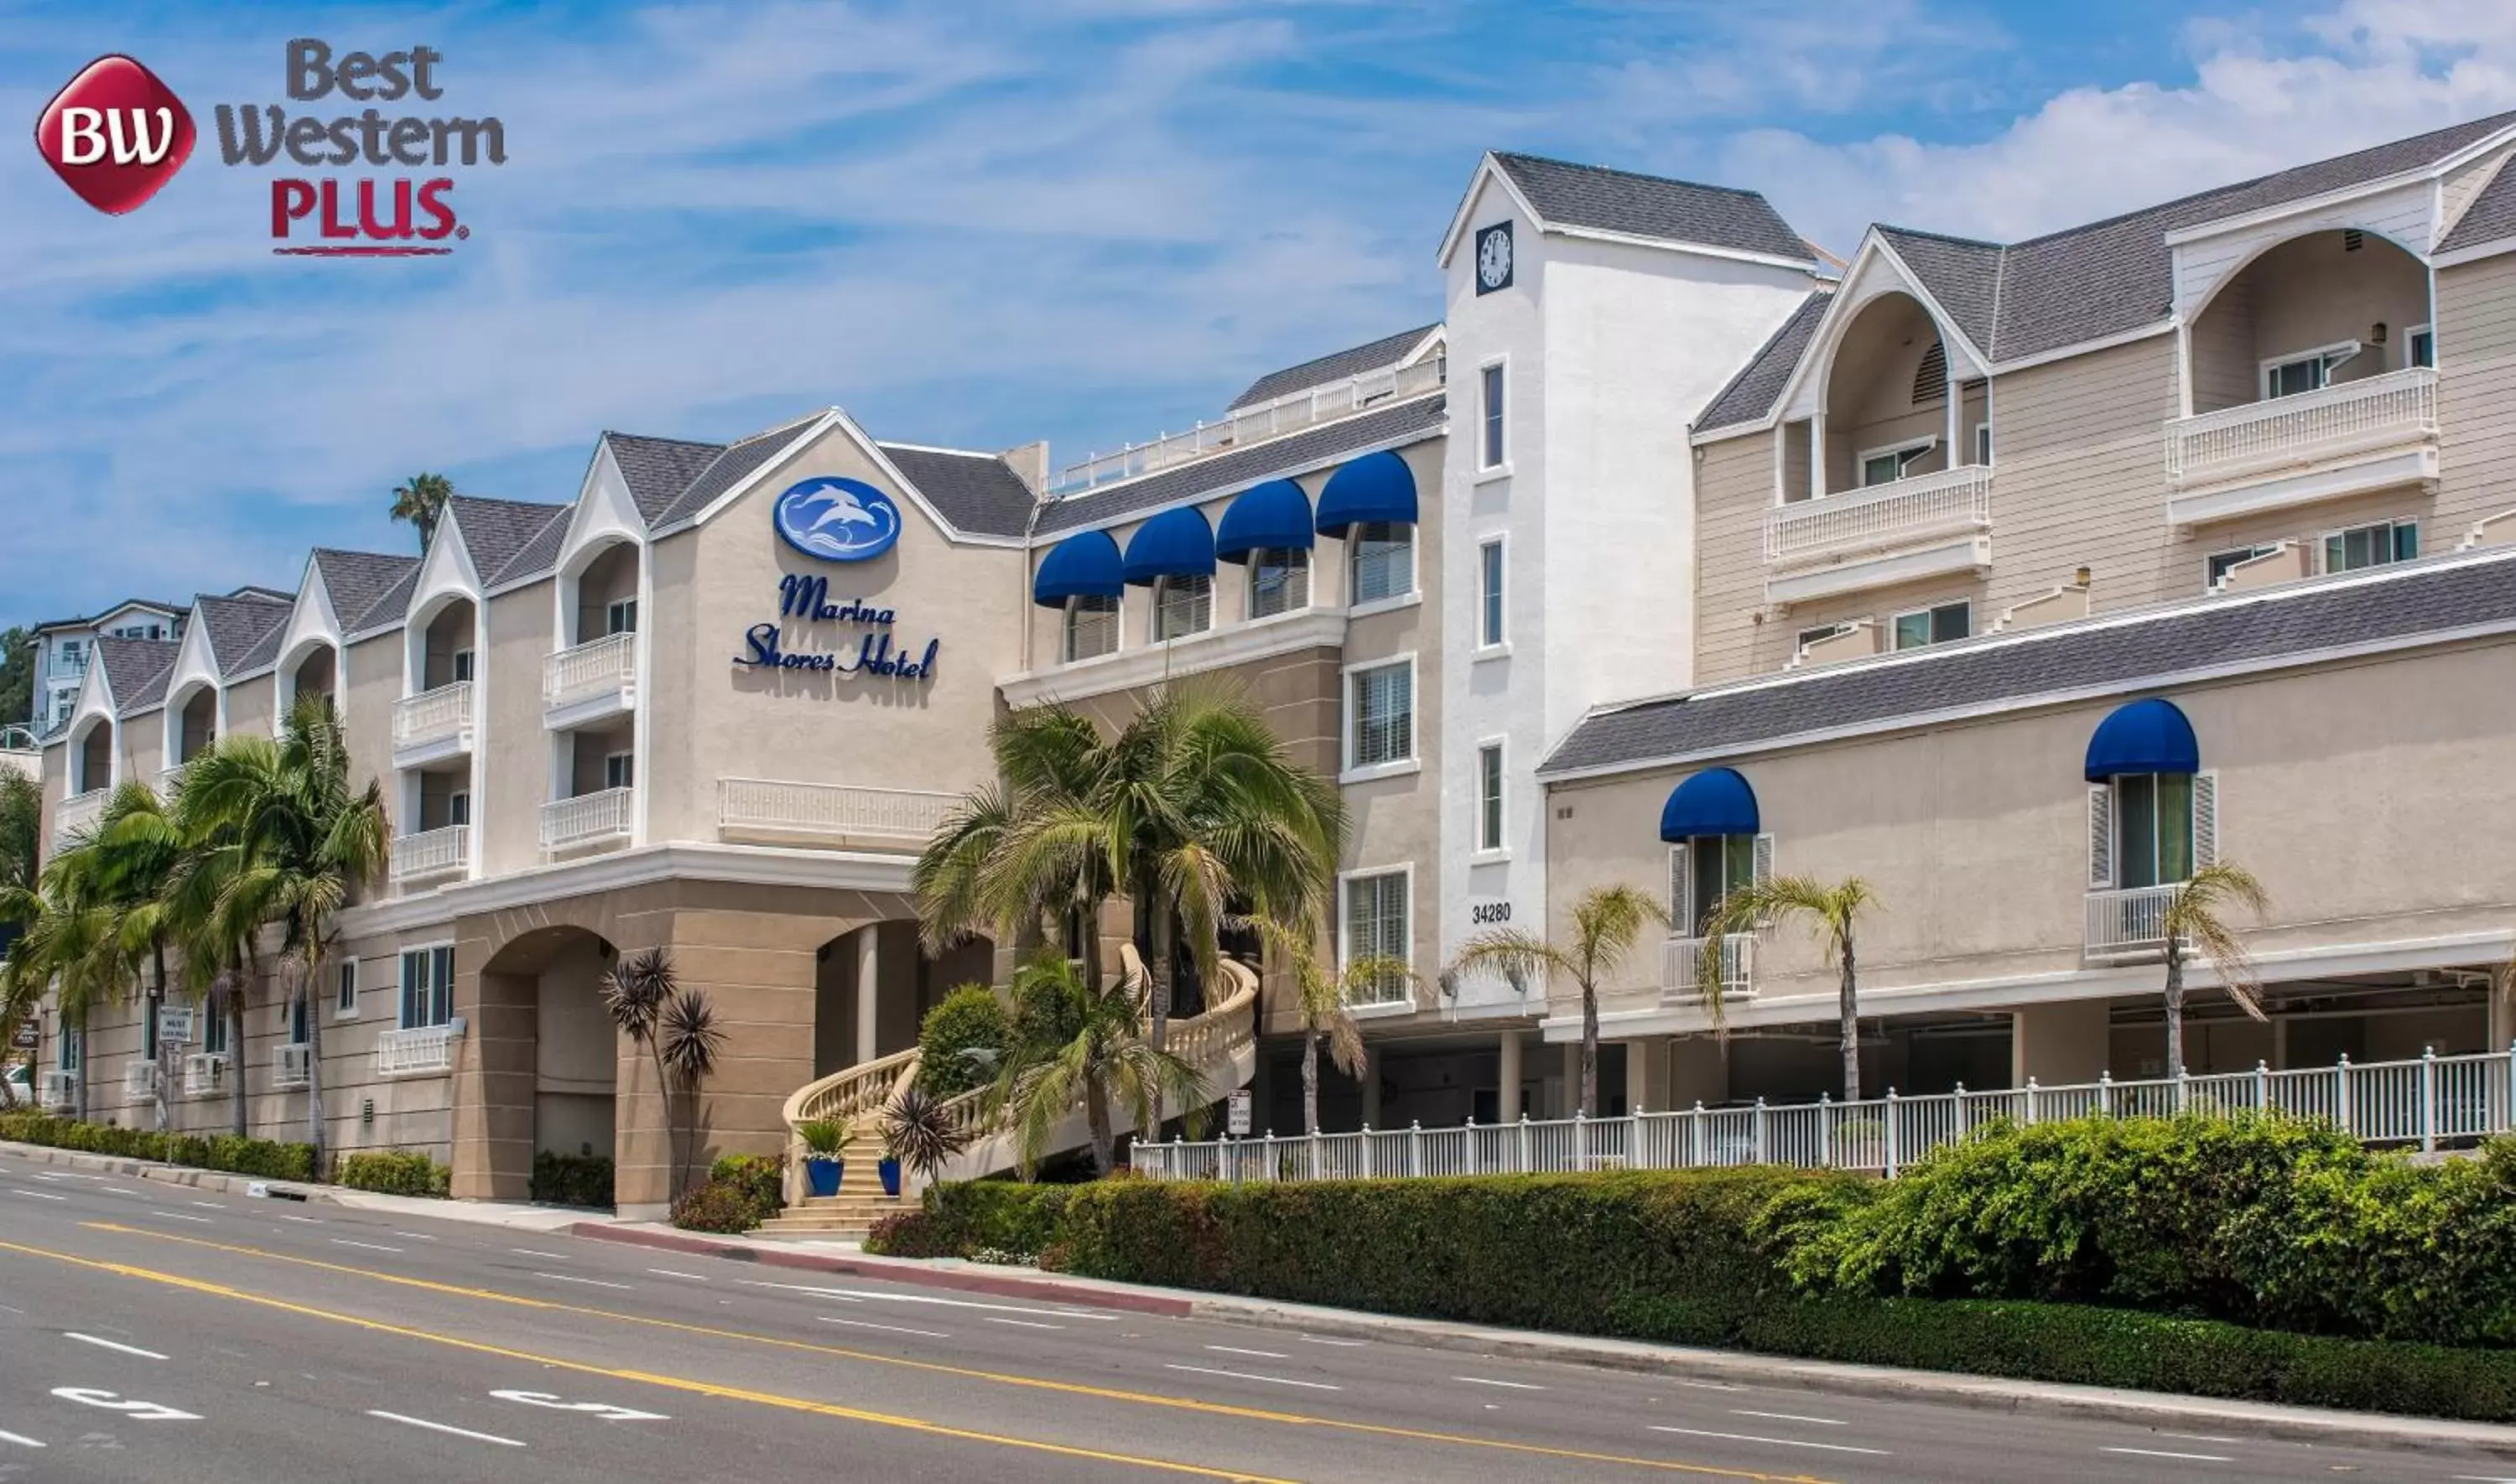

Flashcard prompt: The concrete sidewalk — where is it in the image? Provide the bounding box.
[572,1219,2516,1462]
[0,1139,590,1230]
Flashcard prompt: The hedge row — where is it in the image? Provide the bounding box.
[531,1150,616,1209]
[671,1155,785,1233]
[0,1111,316,1182]
[335,1150,450,1198]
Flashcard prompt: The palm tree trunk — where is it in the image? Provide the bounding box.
[1579,982,1600,1118]
[1838,930,1862,1103]
[229,988,248,1138]
[304,946,327,1175]
[2163,944,2187,1079]
[73,1012,88,1122]
[1302,1030,1319,1135]
[1146,895,1176,1137]
[1084,1072,1115,1175]
[678,1077,698,1199]
[650,1042,674,1198]
[150,946,170,1133]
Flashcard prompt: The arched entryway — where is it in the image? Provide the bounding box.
[471,925,620,1206]
[810,923,995,1081]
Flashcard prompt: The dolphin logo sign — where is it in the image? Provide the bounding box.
[772,476,902,563]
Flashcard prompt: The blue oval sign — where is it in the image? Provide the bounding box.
[773,476,902,563]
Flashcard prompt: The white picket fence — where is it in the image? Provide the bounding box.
[1132,1046,2514,1182]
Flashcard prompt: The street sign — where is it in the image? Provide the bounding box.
[1226,1088,1252,1137]
[157,1004,194,1044]
[10,1022,35,1050]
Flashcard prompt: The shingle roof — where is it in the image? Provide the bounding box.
[1542,552,2516,778]
[486,511,571,589]
[602,431,726,522]
[1692,293,1831,433]
[1032,393,1446,537]
[311,549,420,634]
[877,445,1039,539]
[1229,325,1441,413]
[233,624,285,677]
[348,569,418,635]
[30,598,185,636]
[1491,153,1812,262]
[652,418,819,529]
[95,636,179,715]
[445,496,569,589]
[1697,112,2516,433]
[192,594,292,677]
[2441,158,2516,254]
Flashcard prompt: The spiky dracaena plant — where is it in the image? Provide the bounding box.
[600,947,678,1185]
[659,983,726,1199]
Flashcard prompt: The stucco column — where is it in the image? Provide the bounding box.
[855,926,880,1066]
[1625,1035,1669,1114]
[2492,973,2516,1056]
[1562,1040,1582,1116]
[1496,1029,1522,1123]
[2009,999,2113,1088]
[1359,1044,1381,1129]
[1671,1035,1727,1109]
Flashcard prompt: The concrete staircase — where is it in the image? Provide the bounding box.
[755,1124,907,1237]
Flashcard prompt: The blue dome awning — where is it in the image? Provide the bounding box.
[1659,767,1760,843]
[1214,480,1314,563]
[1121,507,1217,586]
[2085,698,2200,782]
[1032,530,1125,608]
[1315,450,1418,537]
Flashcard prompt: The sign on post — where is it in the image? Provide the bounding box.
[1226,1089,1252,1138]
[10,1022,36,1050]
[157,1004,194,1045]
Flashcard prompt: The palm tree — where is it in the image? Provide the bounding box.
[1245,913,1403,1136]
[1697,875,1878,1101]
[389,472,455,552]
[993,947,1204,1176]
[600,947,678,1186]
[2158,862,2270,1077]
[172,698,389,1159]
[0,771,44,1108]
[4,849,127,1123]
[658,984,725,1198]
[86,784,184,1131]
[1450,884,1670,1118]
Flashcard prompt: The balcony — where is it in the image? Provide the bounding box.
[540,787,633,856]
[389,825,470,888]
[543,631,638,729]
[1053,355,1445,493]
[122,1061,162,1103]
[182,1052,229,1099]
[272,1042,310,1091]
[377,1025,457,1077]
[2085,883,2181,962]
[2165,368,2439,527]
[1662,934,1756,1004]
[392,681,475,769]
[1763,466,1993,604]
[717,778,959,851]
[53,786,106,850]
[39,1071,75,1112]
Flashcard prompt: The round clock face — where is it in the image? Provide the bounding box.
[1478,227,1512,288]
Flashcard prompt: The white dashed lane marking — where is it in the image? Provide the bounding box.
[1454,1377,1546,1391]
[366,1410,525,1447]
[1731,1409,1843,1426]
[535,1272,632,1290]
[331,1240,405,1255]
[817,1315,949,1340]
[64,1333,167,1360]
[2101,1446,2233,1463]
[1164,1364,1341,1392]
[1649,1425,1888,1457]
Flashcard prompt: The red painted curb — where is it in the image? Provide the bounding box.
[564,1222,1194,1317]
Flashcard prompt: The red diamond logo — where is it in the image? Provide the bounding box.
[35,54,195,215]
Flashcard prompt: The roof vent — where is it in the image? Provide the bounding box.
[2343,228,2365,252]
[1911,340,1948,405]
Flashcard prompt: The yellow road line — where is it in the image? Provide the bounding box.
[60,1222,1831,1482]
[0,1235,1281,1482]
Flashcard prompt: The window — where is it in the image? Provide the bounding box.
[1063,594,1120,661]
[1479,362,1506,470]
[451,648,476,683]
[288,992,309,1046]
[1891,600,1971,651]
[399,945,455,1029]
[2263,342,2360,398]
[59,1025,81,1073]
[1151,575,1212,641]
[1670,833,1764,936]
[1860,440,1931,486]
[2207,544,2279,589]
[448,790,471,828]
[2112,773,2195,890]
[1348,660,1414,769]
[1975,423,1993,465]
[1342,871,1409,1004]
[336,959,359,1018]
[1348,521,1414,606]
[1796,622,1853,653]
[203,1001,229,1056]
[1247,548,1309,619]
[605,752,635,791]
[1478,538,1505,648]
[2324,519,2417,573]
[2407,324,2435,371]
[1477,743,1505,853]
[606,598,638,636]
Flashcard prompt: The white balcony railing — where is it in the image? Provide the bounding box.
[53,786,107,848]
[1053,355,1445,493]
[1136,1046,2516,1181]
[156,763,188,797]
[2167,366,2437,486]
[540,787,634,854]
[376,1025,457,1077]
[1661,934,1757,1004]
[272,1042,311,1091]
[543,631,637,710]
[1765,465,1994,565]
[716,778,959,848]
[392,681,475,754]
[389,825,470,886]
[2085,883,2182,960]
[122,1061,162,1103]
[38,1071,76,1112]
[182,1052,228,1099]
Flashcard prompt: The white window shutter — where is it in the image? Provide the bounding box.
[2087,785,2115,890]
[2193,771,2218,870]
[1752,833,1775,889]
[1667,845,1692,934]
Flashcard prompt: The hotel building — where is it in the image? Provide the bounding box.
[24,114,2516,1211]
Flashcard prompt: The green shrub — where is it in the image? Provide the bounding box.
[335,1149,452,1197]
[915,985,1012,1097]
[530,1151,615,1208]
[671,1179,764,1234]
[863,1209,956,1258]
[0,1112,314,1181]
[710,1154,785,1222]
[922,1180,1071,1260]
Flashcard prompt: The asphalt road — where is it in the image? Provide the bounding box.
[0,1160,2496,1483]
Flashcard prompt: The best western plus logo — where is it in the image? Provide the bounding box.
[36,40,507,257]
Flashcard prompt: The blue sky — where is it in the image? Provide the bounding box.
[5,0,2515,623]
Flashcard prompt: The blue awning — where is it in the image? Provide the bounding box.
[1121,507,1217,586]
[1032,530,1125,608]
[1659,767,1759,842]
[2084,698,2200,782]
[1214,480,1314,563]
[1314,450,1418,537]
